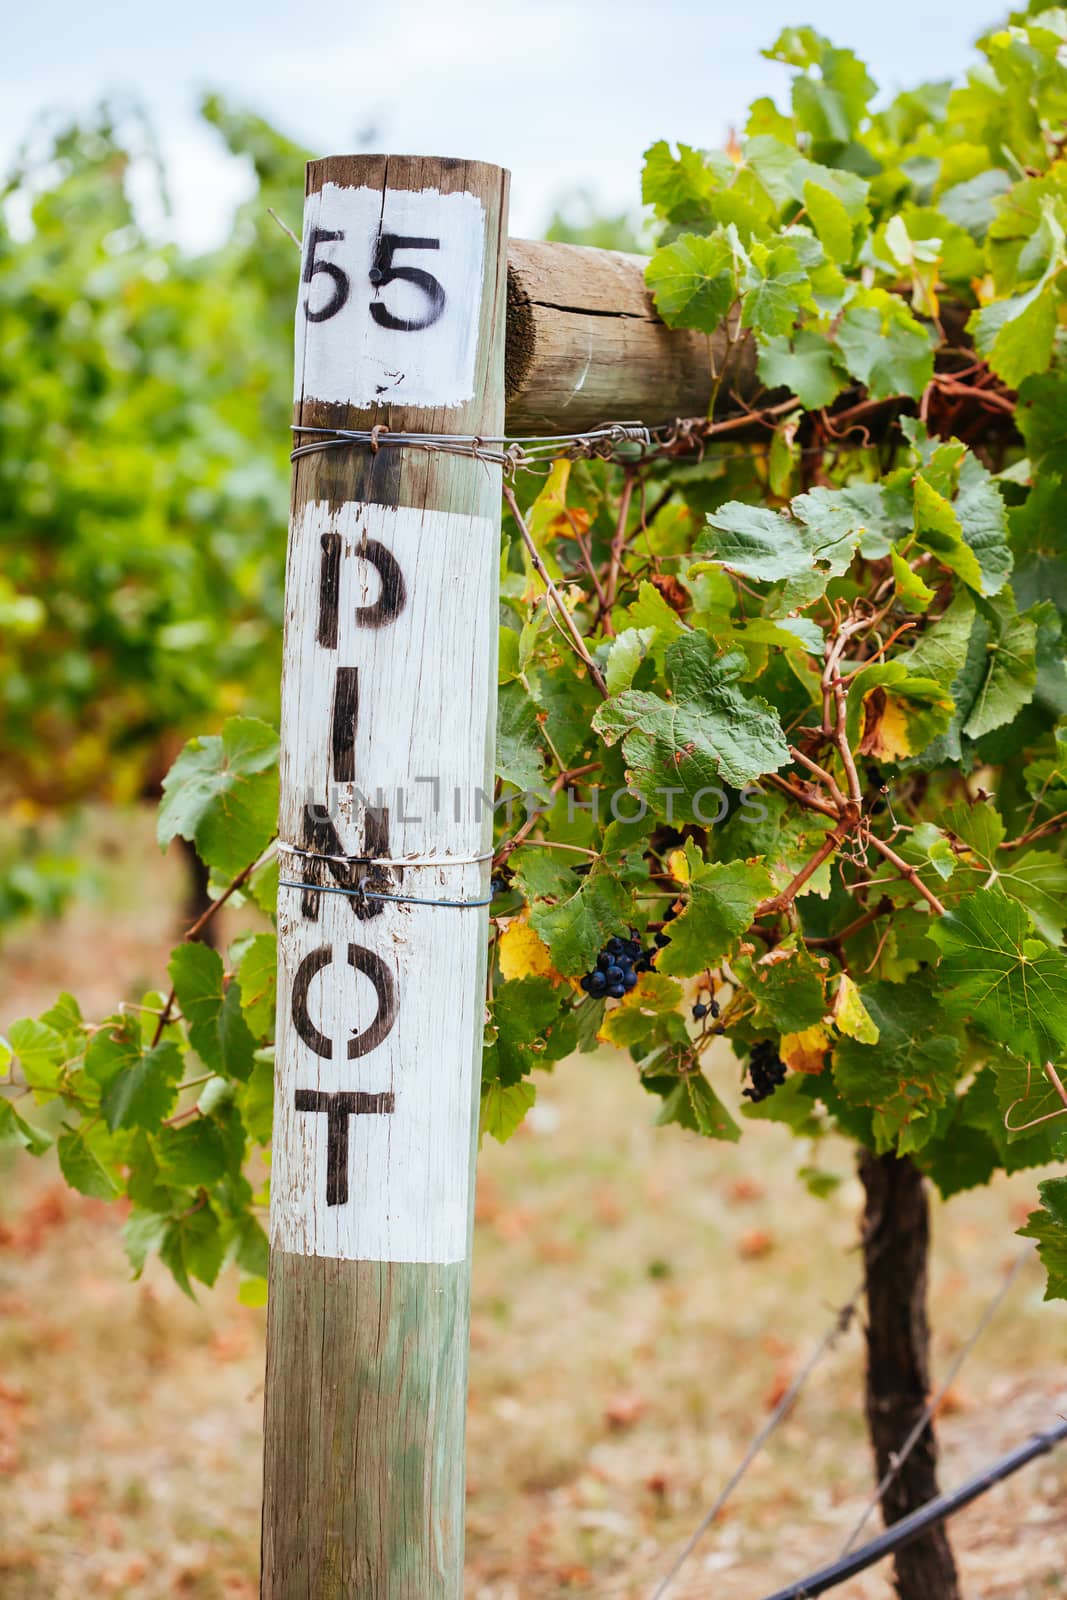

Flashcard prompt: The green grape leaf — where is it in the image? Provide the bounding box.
[995,851,1067,946]
[900,589,976,688]
[621,582,687,667]
[1018,1178,1067,1301]
[107,1044,184,1133]
[598,974,688,1049]
[161,1204,225,1298]
[484,977,571,1084]
[641,140,722,223]
[86,1015,184,1132]
[990,1053,1067,1144]
[124,1209,170,1278]
[0,1099,51,1156]
[169,943,256,1081]
[714,789,834,898]
[239,1054,276,1147]
[528,868,632,978]
[480,1080,537,1144]
[8,1017,69,1091]
[952,454,1013,598]
[972,285,1059,390]
[604,627,656,694]
[236,933,278,1038]
[929,889,1067,1062]
[645,232,737,331]
[496,681,547,794]
[962,596,1037,739]
[941,798,1006,862]
[891,547,936,612]
[158,717,279,879]
[657,859,772,977]
[834,289,934,400]
[57,1122,120,1199]
[593,634,789,816]
[756,331,847,410]
[740,240,815,337]
[833,978,963,1153]
[698,486,867,585]
[155,1119,232,1188]
[655,1072,741,1142]
[803,179,854,261]
[750,948,828,1033]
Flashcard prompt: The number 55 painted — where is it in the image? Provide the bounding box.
[293,183,487,409]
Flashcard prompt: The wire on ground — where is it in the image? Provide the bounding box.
[755,1418,1067,1600]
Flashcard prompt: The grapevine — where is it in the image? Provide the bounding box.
[1,5,1066,1327]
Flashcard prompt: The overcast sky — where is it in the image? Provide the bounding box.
[4,0,994,248]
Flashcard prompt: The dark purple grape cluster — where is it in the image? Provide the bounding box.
[692,998,720,1022]
[743,1040,788,1103]
[579,933,653,1001]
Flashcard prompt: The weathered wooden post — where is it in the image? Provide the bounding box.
[262,154,509,1597]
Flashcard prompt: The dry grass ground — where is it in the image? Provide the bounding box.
[0,808,1065,1599]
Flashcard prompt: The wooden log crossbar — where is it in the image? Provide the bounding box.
[504,238,746,432]
[504,240,1005,443]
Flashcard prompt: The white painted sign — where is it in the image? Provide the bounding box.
[293,183,486,409]
[271,869,484,1264]
[272,500,496,1264]
[278,500,497,859]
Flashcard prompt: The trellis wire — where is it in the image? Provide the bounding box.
[290,418,897,475]
[650,1280,864,1600]
[290,421,653,471]
[755,1418,1067,1600]
[836,1244,1033,1559]
[278,877,492,909]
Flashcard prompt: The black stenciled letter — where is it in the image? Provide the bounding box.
[368,233,445,331]
[303,227,350,323]
[290,943,398,1059]
[317,532,342,647]
[318,533,407,648]
[297,805,393,924]
[330,666,360,784]
[293,1089,395,1206]
[354,536,406,628]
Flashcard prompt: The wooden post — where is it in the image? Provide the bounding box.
[504,239,754,432]
[262,154,509,1598]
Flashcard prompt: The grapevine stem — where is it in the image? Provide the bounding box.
[150,842,275,1048]
[867,834,946,916]
[603,467,637,619]
[503,483,609,697]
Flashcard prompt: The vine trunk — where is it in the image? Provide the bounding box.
[859,1150,961,1600]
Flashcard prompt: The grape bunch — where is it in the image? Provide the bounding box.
[743,1039,788,1103]
[579,933,653,1000]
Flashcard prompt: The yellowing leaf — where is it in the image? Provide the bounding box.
[498,916,558,983]
[668,848,691,884]
[859,691,914,760]
[834,975,880,1044]
[781,1025,830,1075]
[851,664,954,761]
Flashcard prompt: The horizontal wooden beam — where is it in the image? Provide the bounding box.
[504,239,754,435]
